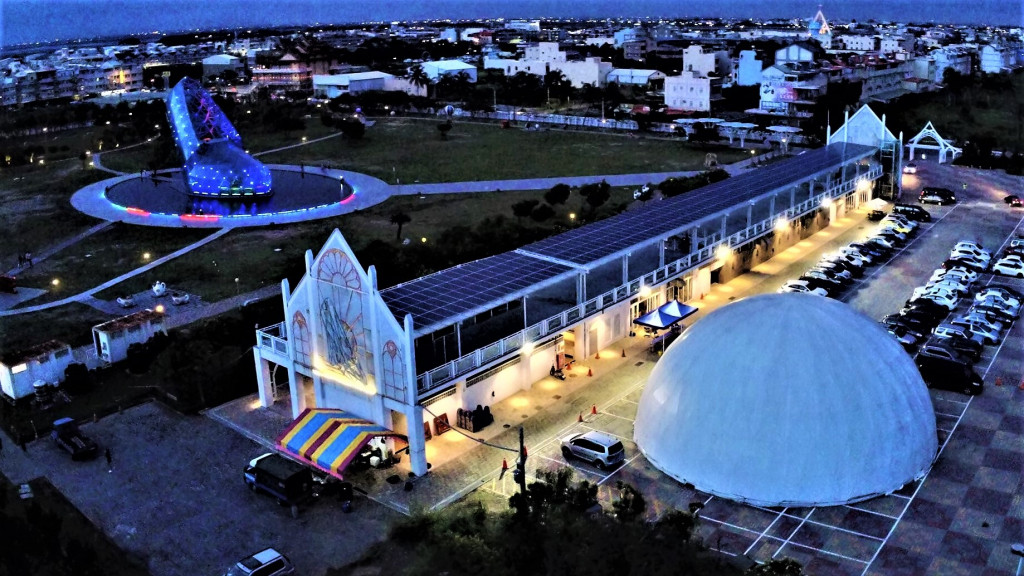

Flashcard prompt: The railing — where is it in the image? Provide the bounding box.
[256,322,290,357]
[414,164,884,397]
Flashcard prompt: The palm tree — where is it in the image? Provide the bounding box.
[390,211,411,240]
[408,65,430,98]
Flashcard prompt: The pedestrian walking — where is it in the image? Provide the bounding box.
[104,447,112,472]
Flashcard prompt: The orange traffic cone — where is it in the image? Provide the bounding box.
[996,376,1003,387]
[578,412,583,423]
[595,351,600,360]
[621,349,626,358]
[591,404,598,415]
[587,368,593,377]
[502,458,508,470]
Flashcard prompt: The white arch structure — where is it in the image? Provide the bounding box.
[907,121,961,164]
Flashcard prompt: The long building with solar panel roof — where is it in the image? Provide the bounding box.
[252,106,903,478]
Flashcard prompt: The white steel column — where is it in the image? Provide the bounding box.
[254,348,274,408]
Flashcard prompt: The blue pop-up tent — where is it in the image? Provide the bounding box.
[658,300,699,320]
[633,308,683,330]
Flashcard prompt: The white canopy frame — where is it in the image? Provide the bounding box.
[907,121,961,164]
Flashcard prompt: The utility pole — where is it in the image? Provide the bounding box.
[514,426,528,496]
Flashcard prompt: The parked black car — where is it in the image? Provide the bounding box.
[849,242,887,259]
[881,314,926,339]
[925,335,982,362]
[893,204,932,221]
[901,299,951,323]
[915,354,983,395]
[51,418,99,461]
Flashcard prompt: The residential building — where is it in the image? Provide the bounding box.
[931,45,974,82]
[606,68,666,86]
[980,44,1013,73]
[755,64,827,119]
[664,71,717,112]
[484,43,612,88]
[736,50,763,86]
[252,52,312,91]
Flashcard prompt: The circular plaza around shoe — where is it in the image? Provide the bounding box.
[634,293,938,507]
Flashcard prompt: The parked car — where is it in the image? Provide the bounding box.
[919,187,957,205]
[886,325,921,352]
[930,268,976,286]
[881,314,928,338]
[970,299,1018,323]
[811,262,852,282]
[992,255,1024,278]
[942,257,987,273]
[925,279,969,296]
[866,236,897,251]
[838,248,872,265]
[985,284,1023,301]
[893,203,931,221]
[901,298,951,322]
[953,240,986,253]
[561,431,625,469]
[51,418,99,461]
[974,287,1022,310]
[886,213,918,229]
[1004,194,1022,207]
[933,323,981,344]
[821,256,862,277]
[902,162,918,174]
[882,218,914,234]
[798,275,838,295]
[223,548,295,576]
[849,242,888,258]
[244,453,313,507]
[778,280,828,296]
[950,317,1002,345]
[867,209,887,221]
[925,335,982,362]
[917,341,972,365]
[911,286,960,305]
[950,247,991,263]
[914,354,983,395]
[801,269,843,287]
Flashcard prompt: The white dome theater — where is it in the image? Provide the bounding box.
[634,293,937,507]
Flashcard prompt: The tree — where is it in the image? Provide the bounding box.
[745,558,804,575]
[611,481,646,522]
[408,64,430,97]
[580,180,611,211]
[530,204,555,222]
[338,118,366,140]
[545,183,571,205]
[512,199,540,219]
[389,211,411,240]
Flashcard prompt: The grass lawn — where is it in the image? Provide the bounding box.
[0,303,112,352]
[258,117,749,183]
[13,223,215,305]
[0,476,150,576]
[0,162,107,268]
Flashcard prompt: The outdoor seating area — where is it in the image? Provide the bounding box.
[632,299,698,354]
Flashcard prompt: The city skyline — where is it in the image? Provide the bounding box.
[3,0,1021,47]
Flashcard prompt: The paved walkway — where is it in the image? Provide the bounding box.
[5,221,113,277]
[91,138,154,176]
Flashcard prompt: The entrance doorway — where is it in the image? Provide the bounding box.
[557,331,575,369]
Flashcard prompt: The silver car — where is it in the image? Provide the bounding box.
[561,431,625,469]
[224,548,295,576]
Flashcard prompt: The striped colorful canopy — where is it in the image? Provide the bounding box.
[276,408,399,478]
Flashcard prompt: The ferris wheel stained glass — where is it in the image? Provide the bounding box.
[315,249,369,383]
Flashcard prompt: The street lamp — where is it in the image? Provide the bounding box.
[235,277,240,296]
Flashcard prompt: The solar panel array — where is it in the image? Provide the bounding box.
[380,142,876,333]
[380,252,575,331]
[519,142,877,264]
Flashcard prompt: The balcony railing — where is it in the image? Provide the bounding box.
[415,165,882,397]
[256,322,289,357]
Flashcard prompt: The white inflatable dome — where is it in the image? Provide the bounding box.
[634,293,937,507]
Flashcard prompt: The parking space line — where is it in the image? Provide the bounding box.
[743,507,787,556]
[745,506,888,543]
[773,509,814,559]
[591,410,634,422]
[844,504,900,520]
[619,398,639,405]
[933,411,962,419]
[779,537,872,565]
[596,453,642,486]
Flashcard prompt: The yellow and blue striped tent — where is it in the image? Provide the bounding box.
[276,408,400,478]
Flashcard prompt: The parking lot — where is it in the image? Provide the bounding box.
[4,401,399,576]
[479,161,1024,575]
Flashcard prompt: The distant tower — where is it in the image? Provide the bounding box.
[808,6,833,49]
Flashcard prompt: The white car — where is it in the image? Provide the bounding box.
[973,296,1021,319]
[992,256,1024,278]
[974,289,1022,312]
[926,279,969,295]
[957,312,1005,333]
[950,248,991,263]
[954,240,986,252]
[930,268,976,285]
[839,247,873,265]
[903,163,917,174]
[910,290,960,310]
[779,280,828,296]
[950,318,1001,345]
[882,219,915,234]
[869,236,897,250]
[813,262,852,281]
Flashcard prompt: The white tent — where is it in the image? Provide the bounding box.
[635,293,937,507]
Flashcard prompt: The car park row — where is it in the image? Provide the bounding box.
[880,235,1023,395]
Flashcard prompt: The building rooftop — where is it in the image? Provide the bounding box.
[1,340,71,367]
[93,309,165,333]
